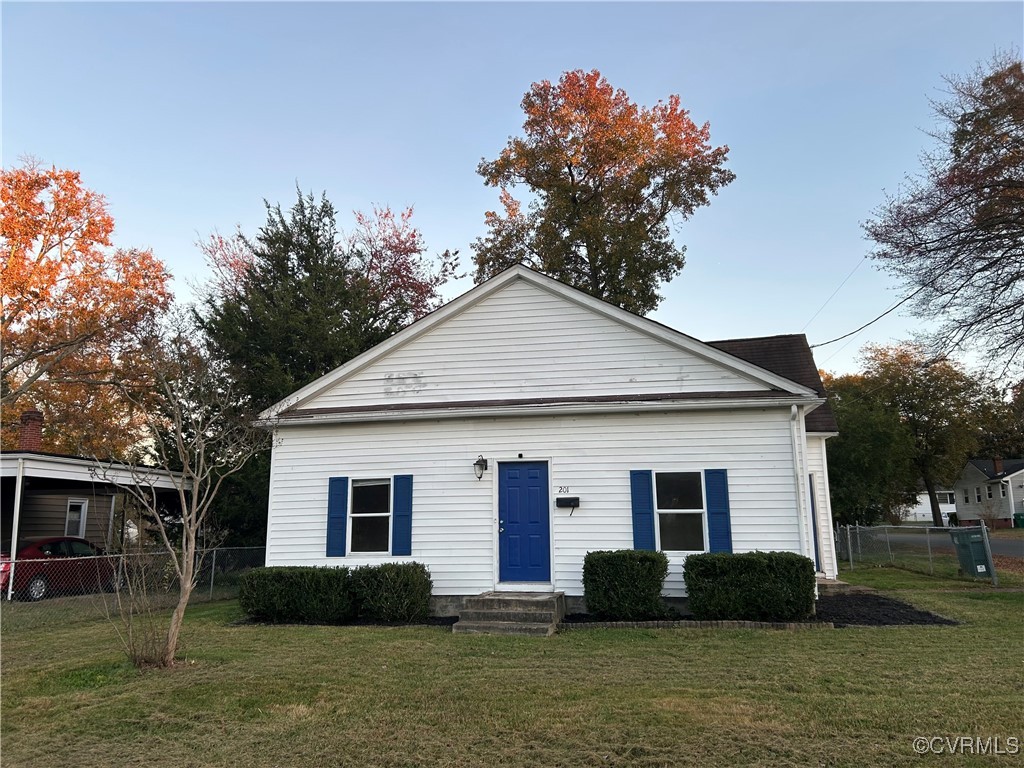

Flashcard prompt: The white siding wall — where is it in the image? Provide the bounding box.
[806,436,838,578]
[304,280,767,409]
[267,407,804,597]
[907,493,957,522]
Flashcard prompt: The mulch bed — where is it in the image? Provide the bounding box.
[561,592,958,629]
[813,593,957,627]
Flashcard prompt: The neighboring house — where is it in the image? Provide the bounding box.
[258,265,840,612]
[907,489,956,524]
[953,459,1024,528]
[1,410,185,556]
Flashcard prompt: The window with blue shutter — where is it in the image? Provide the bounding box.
[704,469,733,553]
[630,470,656,551]
[326,477,349,557]
[391,475,413,556]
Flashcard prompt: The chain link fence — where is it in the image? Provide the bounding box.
[0,547,265,633]
[835,524,998,585]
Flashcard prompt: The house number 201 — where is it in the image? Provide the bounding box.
[557,486,570,493]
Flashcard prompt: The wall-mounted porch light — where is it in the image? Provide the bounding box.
[473,455,488,480]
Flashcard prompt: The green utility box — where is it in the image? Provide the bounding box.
[948,526,995,580]
[1013,512,1024,529]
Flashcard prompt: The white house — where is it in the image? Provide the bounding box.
[906,489,956,524]
[258,266,839,612]
[954,459,1024,528]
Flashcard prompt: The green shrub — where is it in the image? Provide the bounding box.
[350,562,432,623]
[683,551,815,621]
[582,550,669,620]
[238,566,354,624]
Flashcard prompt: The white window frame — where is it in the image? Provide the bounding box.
[963,489,970,504]
[987,485,994,499]
[64,498,89,538]
[976,487,982,503]
[347,478,392,555]
[1000,484,1007,498]
[653,470,709,554]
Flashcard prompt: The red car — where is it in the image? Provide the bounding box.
[0,537,121,601]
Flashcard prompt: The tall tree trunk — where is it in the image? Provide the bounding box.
[161,553,195,666]
[921,473,945,527]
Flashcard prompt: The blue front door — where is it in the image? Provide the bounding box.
[498,462,551,582]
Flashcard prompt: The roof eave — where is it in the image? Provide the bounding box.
[259,394,825,428]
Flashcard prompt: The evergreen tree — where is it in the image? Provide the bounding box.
[198,190,455,544]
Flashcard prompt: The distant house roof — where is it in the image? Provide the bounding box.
[707,334,838,434]
[0,451,186,490]
[968,458,1024,480]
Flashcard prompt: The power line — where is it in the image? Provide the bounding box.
[801,256,868,332]
[810,285,927,350]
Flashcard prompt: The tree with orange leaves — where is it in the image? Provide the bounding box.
[1,160,171,456]
[474,69,735,314]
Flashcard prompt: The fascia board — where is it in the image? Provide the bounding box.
[261,394,825,427]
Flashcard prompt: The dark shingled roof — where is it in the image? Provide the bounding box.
[707,334,838,434]
[968,458,1024,479]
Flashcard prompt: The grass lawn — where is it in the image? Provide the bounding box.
[2,575,1022,768]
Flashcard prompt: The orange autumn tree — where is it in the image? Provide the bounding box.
[1,160,171,457]
[474,69,735,314]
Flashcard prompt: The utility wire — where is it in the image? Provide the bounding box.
[801,256,868,332]
[810,285,927,349]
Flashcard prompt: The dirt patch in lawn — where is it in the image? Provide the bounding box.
[563,593,958,629]
[812,593,957,627]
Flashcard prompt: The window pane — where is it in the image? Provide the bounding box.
[351,516,389,552]
[68,541,95,556]
[65,503,84,536]
[352,481,390,516]
[656,473,703,510]
[659,513,705,551]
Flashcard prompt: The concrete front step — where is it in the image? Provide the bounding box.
[453,591,565,636]
[462,591,566,614]
[452,620,556,637]
[458,608,561,624]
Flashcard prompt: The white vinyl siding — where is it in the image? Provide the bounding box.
[303,280,769,410]
[266,407,804,597]
[805,435,838,578]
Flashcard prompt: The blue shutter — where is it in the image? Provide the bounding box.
[705,469,733,553]
[391,474,413,556]
[326,477,349,557]
[630,470,656,551]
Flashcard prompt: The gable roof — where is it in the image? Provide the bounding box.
[259,265,821,422]
[967,458,1024,480]
[707,335,838,433]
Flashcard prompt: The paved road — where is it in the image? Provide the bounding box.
[882,531,1024,558]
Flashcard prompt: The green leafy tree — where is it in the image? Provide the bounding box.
[823,372,918,525]
[860,344,992,526]
[866,52,1024,373]
[197,190,455,544]
[473,69,735,315]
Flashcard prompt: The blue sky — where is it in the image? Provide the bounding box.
[4,1,1021,375]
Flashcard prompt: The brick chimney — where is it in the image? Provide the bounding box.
[18,409,43,452]
[993,457,1004,475]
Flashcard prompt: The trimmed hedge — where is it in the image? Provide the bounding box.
[582,549,669,620]
[238,562,433,624]
[683,551,815,622]
[350,562,432,623]
[238,566,354,624]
